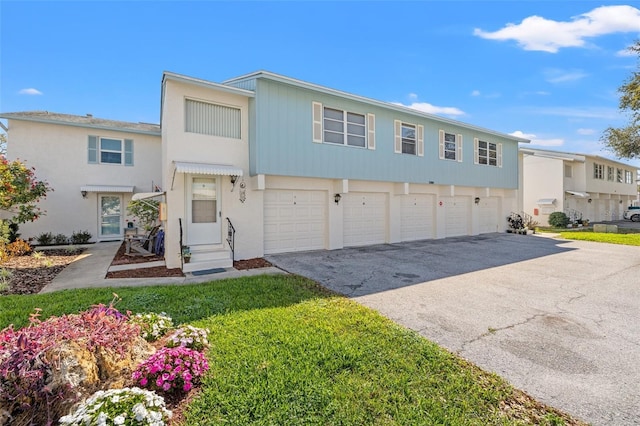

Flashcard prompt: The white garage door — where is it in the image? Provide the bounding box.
[264,190,326,254]
[344,192,387,247]
[401,194,435,241]
[442,197,470,237]
[478,197,500,234]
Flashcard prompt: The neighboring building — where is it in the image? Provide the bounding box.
[521,148,638,225]
[1,71,530,273]
[0,111,161,242]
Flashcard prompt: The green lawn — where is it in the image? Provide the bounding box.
[0,275,581,425]
[560,231,640,246]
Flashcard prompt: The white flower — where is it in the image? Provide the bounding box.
[113,414,125,425]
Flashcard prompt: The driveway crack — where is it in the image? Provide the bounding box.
[458,313,546,354]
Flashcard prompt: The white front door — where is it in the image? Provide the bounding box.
[187,176,221,245]
[99,194,123,240]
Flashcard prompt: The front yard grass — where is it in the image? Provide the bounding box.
[0,275,583,425]
[559,231,640,246]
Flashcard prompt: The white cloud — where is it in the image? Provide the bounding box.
[577,128,595,135]
[525,106,619,120]
[393,101,465,117]
[474,5,640,53]
[408,93,418,100]
[511,130,564,146]
[18,88,43,95]
[471,90,481,97]
[544,69,588,84]
[616,46,636,57]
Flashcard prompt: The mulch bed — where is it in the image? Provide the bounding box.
[233,257,272,270]
[1,248,85,295]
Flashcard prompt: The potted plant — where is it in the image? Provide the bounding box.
[181,246,191,263]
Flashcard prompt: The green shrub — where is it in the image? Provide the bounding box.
[36,232,53,246]
[53,233,68,245]
[548,212,570,228]
[70,230,92,244]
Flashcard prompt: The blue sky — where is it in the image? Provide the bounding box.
[2,1,639,165]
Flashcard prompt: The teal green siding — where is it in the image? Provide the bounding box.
[251,79,519,189]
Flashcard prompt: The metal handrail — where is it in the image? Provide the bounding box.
[226,217,236,262]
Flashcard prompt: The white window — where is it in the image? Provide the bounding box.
[593,163,604,180]
[607,166,615,181]
[625,170,633,184]
[565,164,573,178]
[439,130,462,162]
[312,102,374,149]
[474,139,501,167]
[394,120,424,156]
[185,99,241,139]
[88,136,133,166]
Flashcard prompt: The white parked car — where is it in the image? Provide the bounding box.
[623,206,640,222]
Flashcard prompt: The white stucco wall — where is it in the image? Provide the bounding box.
[522,154,564,225]
[161,79,259,268]
[5,119,161,242]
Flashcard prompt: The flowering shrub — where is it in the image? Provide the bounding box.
[129,313,173,342]
[59,387,171,426]
[165,325,209,351]
[132,346,209,394]
[0,306,140,421]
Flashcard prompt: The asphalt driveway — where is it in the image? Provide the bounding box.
[266,233,640,425]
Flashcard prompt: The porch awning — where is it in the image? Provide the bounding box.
[566,190,590,198]
[173,161,243,176]
[132,192,166,201]
[536,198,556,205]
[81,185,134,193]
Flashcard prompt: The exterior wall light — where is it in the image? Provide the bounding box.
[81,190,88,198]
[474,197,480,205]
[334,193,342,205]
[588,198,592,203]
[230,175,238,185]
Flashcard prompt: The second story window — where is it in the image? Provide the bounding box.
[312,102,375,149]
[593,163,604,180]
[393,120,424,156]
[88,136,133,166]
[565,164,572,178]
[625,170,633,184]
[617,168,623,183]
[439,130,462,162]
[401,123,416,155]
[607,166,614,181]
[474,139,501,167]
[323,107,366,147]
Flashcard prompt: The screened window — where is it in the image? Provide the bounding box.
[625,170,633,184]
[323,107,366,147]
[607,166,615,181]
[478,140,497,166]
[185,99,241,139]
[100,138,122,164]
[593,163,604,180]
[191,177,217,224]
[444,132,456,160]
[401,123,416,155]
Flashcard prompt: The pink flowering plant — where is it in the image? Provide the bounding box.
[132,346,209,394]
[165,325,209,351]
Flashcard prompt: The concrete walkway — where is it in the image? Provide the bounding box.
[40,241,285,293]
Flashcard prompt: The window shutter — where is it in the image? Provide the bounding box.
[312,102,323,143]
[457,134,463,162]
[438,130,445,159]
[417,125,424,157]
[498,143,503,168]
[367,113,375,150]
[88,136,98,164]
[124,139,134,166]
[394,120,402,153]
[474,138,479,164]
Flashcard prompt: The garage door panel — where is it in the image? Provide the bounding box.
[344,193,387,247]
[479,198,499,234]
[264,190,326,254]
[401,195,435,241]
[443,197,469,237]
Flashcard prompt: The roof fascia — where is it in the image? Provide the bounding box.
[224,70,530,143]
[163,71,255,98]
[0,114,161,136]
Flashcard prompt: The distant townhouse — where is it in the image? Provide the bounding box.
[521,147,638,225]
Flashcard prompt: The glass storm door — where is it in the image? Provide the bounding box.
[99,195,122,239]
[187,176,221,245]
